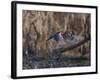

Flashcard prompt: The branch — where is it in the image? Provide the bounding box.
[60,36,90,53]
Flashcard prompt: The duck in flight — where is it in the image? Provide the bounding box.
[47,31,78,45]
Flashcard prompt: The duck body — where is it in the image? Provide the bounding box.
[47,31,78,45]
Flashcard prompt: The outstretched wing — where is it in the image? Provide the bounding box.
[63,32,78,45]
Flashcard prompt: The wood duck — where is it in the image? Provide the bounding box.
[47,31,78,45]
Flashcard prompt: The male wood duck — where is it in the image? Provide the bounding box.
[47,31,78,45]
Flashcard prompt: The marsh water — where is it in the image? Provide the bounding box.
[23,48,90,69]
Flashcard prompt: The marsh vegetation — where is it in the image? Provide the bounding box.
[22,10,91,69]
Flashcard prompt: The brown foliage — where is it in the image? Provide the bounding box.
[22,10,90,57]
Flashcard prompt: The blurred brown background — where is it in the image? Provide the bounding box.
[22,10,91,69]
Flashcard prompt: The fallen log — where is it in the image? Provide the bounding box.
[60,36,90,53]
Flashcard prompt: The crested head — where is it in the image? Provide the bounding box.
[59,32,64,36]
